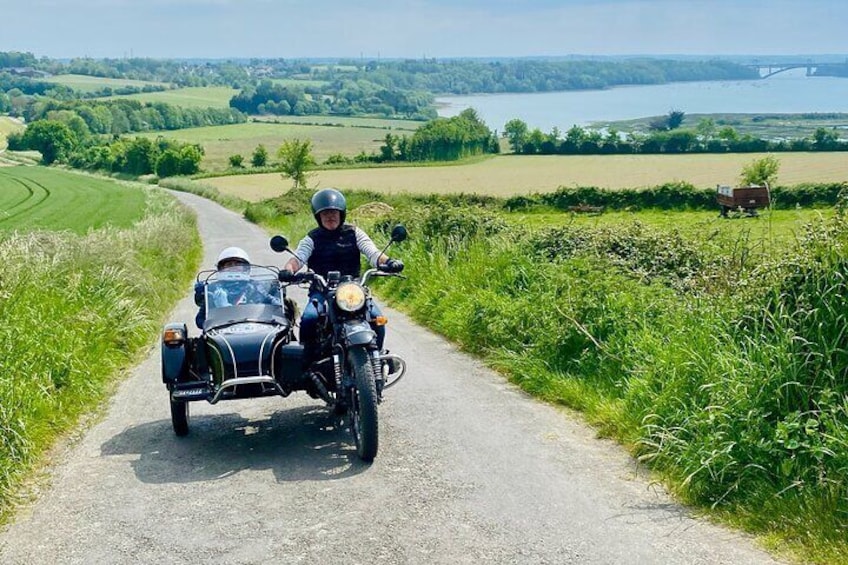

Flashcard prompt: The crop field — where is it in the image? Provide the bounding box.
[0,167,147,233]
[108,86,240,108]
[204,152,848,201]
[142,118,420,170]
[44,74,167,93]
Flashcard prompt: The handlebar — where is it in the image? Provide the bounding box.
[279,268,403,289]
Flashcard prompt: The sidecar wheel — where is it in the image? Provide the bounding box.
[348,348,378,462]
[170,397,190,436]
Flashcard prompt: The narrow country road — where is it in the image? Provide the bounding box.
[0,191,785,564]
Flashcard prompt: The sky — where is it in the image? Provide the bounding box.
[1,0,846,60]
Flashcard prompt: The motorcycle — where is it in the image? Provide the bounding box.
[269,224,409,461]
[159,225,408,462]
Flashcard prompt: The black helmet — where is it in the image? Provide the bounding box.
[311,188,346,226]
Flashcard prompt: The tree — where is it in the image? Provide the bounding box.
[277,139,316,189]
[178,144,203,175]
[379,133,398,161]
[740,155,780,186]
[22,120,77,165]
[503,118,529,154]
[156,149,182,178]
[696,118,716,141]
[228,154,244,168]
[648,109,685,132]
[667,109,685,130]
[124,137,157,175]
[812,127,839,151]
[251,144,268,167]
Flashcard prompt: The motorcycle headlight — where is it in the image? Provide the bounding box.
[335,282,366,312]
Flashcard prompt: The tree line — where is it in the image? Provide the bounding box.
[228,78,435,120]
[503,116,848,155]
[7,118,203,177]
[313,58,759,94]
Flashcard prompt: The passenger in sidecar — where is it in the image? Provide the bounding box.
[161,260,304,436]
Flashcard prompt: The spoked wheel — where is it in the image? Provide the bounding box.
[348,347,379,462]
[170,396,190,436]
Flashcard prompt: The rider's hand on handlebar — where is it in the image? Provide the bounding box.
[382,259,404,273]
[278,269,296,283]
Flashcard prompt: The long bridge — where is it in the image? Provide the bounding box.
[745,61,847,78]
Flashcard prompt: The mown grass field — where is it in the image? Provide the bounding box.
[250,115,421,130]
[44,74,168,93]
[108,86,239,108]
[204,152,848,201]
[141,118,420,170]
[0,167,147,232]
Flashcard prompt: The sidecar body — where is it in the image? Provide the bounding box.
[160,266,308,435]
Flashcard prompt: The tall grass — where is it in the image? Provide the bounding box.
[358,201,848,564]
[247,186,848,562]
[0,189,201,519]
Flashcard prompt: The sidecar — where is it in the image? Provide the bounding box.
[160,266,308,436]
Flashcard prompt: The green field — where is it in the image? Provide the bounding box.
[205,152,848,201]
[142,118,420,171]
[250,114,421,130]
[0,167,147,232]
[44,74,168,93]
[108,86,239,108]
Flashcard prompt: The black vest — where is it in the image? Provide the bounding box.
[307,224,362,278]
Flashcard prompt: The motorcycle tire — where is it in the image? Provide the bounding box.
[348,347,379,462]
[170,397,190,436]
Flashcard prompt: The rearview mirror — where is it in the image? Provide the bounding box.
[390,224,408,243]
[270,235,289,252]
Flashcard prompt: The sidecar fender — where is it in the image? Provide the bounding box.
[161,323,189,384]
[343,320,376,347]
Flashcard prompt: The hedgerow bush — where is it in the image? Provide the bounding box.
[503,181,848,212]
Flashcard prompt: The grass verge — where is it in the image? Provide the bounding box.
[257,187,848,564]
[0,187,201,522]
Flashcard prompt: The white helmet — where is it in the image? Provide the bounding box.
[216,246,251,269]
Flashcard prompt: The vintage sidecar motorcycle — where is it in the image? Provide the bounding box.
[160,226,408,462]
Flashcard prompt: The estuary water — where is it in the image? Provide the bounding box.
[435,70,848,132]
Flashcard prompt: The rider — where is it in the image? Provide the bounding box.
[278,188,403,361]
[194,246,282,329]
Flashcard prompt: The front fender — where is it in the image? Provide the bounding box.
[161,323,189,384]
[342,320,376,347]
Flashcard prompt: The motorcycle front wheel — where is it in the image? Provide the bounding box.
[170,396,190,436]
[348,347,379,462]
